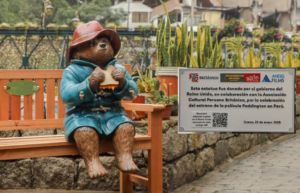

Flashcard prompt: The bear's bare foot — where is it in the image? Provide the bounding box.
[115,153,139,173]
[113,123,139,173]
[86,158,108,178]
[74,127,108,178]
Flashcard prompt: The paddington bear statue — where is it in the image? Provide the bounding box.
[60,21,139,178]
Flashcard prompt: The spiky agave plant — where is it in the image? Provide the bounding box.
[265,42,284,68]
[224,37,246,68]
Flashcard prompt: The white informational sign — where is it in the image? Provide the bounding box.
[178,68,295,133]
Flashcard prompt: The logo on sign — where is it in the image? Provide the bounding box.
[262,74,284,82]
[244,74,260,82]
[189,73,199,82]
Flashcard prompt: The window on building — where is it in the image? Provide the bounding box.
[169,10,181,23]
[132,12,148,22]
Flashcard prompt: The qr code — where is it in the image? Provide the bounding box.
[213,113,228,127]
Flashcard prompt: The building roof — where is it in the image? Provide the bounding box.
[143,0,162,8]
[150,0,182,21]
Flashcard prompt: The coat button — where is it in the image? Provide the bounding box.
[79,91,84,100]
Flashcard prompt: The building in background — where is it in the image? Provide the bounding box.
[261,0,299,31]
[111,0,153,29]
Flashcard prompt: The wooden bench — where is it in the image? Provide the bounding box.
[0,65,164,193]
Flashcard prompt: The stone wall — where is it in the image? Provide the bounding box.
[1,113,299,192]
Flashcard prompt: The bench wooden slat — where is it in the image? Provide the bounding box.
[47,78,56,119]
[12,79,21,120]
[0,135,151,160]
[0,119,64,130]
[122,103,165,113]
[0,70,64,79]
[57,79,65,118]
[24,79,33,120]
[35,79,45,119]
[0,79,9,121]
[129,174,148,187]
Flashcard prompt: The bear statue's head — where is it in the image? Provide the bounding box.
[67,21,121,69]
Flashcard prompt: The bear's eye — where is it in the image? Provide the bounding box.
[90,41,96,46]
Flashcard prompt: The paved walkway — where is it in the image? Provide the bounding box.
[172,131,300,193]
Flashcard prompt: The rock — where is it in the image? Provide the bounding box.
[267,133,283,141]
[76,156,120,191]
[56,128,65,135]
[296,95,300,115]
[219,133,234,139]
[33,157,75,189]
[0,130,19,138]
[163,126,187,162]
[162,122,170,134]
[204,133,220,146]
[228,136,243,158]
[135,126,148,135]
[163,154,196,192]
[21,128,56,136]
[165,117,178,127]
[134,121,147,127]
[143,150,148,161]
[0,159,33,189]
[215,140,229,166]
[259,134,269,144]
[296,116,300,130]
[187,134,201,152]
[195,147,214,177]
[133,150,143,158]
[134,158,146,167]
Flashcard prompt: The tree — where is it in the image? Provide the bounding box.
[0,0,127,28]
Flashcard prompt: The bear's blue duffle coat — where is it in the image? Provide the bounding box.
[60,58,137,142]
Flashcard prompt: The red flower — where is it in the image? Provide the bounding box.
[217,30,221,33]
[276,35,282,39]
[236,28,243,33]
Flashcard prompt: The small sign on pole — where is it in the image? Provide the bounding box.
[178,68,295,133]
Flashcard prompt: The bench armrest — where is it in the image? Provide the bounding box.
[122,103,165,113]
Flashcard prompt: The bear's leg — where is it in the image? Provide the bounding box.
[74,127,108,178]
[113,123,139,172]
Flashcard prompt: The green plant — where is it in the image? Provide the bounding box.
[137,24,144,28]
[156,0,186,67]
[150,78,173,106]
[46,23,58,28]
[59,24,69,28]
[224,37,246,68]
[190,26,224,68]
[264,42,284,68]
[0,23,10,28]
[14,22,25,28]
[105,23,117,29]
[261,27,283,43]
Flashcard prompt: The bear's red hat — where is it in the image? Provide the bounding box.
[67,21,121,62]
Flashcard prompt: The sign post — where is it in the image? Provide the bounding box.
[178,68,295,133]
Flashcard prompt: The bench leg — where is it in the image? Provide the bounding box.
[120,171,133,193]
[148,111,163,193]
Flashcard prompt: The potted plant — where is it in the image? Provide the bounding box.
[149,78,173,120]
[135,24,143,31]
[14,22,26,30]
[105,23,117,30]
[58,24,69,30]
[46,23,57,30]
[25,22,38,30]
[134,68,155,103]
[0,23,10,30]
[117,25,128,31]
